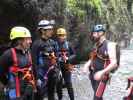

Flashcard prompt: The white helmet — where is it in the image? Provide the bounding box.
[38,20,53,30]
[50,20,55,25]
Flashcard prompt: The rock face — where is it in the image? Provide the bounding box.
[0,0,39,42]
[0,0,65,41]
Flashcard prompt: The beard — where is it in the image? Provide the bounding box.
[92,37,100,43]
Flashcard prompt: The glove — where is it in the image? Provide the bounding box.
[37,79,42,87]
[48,52,57,65]
[65,64,74,72]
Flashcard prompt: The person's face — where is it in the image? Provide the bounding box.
[57,34,67,43]
[21,37,32,50]
[41,28,53,39]
[92,31,103,42]
[45,29,53,38]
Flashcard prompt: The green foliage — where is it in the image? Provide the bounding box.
[66,0,102,21]
[66,0,86,21]
[90,0,102,16]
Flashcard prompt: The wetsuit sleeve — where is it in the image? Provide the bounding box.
[0,49,12,84]
[0,49,12,75]
[50,39,57,53]
[68,43,77,64]
[31,40,40,66]
[31,40,41,79]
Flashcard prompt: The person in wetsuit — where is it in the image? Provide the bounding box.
[83,24,120,100]
[32,19,62,100]
[0,26,35,100]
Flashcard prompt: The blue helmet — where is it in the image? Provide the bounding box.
[92,24,105,32]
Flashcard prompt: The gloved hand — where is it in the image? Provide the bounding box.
[48,52,57,65]
[0,82,4,91]
[58,56,68,63]
[65,64,74,72]
[62,55,68,62]
[37,79,42,87]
